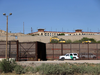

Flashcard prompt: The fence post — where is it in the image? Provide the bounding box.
[70,43,71,53]
[79,43,80,60]
[61,44,63,55]
[88,43,89,60]
[16,40,19,61]
[97,43,98,60]
[35,42,38,61]
[53,44,54,60]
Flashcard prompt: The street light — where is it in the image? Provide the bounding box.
[3,13,12,59]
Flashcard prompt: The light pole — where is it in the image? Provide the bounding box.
[3,13,12,59]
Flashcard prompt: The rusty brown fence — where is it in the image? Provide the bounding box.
[0,41,18,59]
[19,42,37,61]
[46,43,100,60]
[0,41,39,61]
[0,41,100,61]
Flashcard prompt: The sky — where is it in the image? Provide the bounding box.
[0,0,100,34]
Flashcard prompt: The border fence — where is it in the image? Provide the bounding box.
[0,41,100,61]
[46,43,100,60]
[0,41,38,61]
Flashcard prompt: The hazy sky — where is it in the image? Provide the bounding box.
[0,0,100,34]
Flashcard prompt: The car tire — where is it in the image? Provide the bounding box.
[73,57,76,60]
[61,57,65,61]
[93,57,96,59]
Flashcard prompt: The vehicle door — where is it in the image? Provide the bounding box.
[65,54,70,59]
[70,54,73,59]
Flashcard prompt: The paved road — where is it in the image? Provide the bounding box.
[17,60,100,67]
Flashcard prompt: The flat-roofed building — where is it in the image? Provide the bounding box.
[29,29,100,36]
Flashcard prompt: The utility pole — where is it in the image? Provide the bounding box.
[23,22,24,34]
[3,13,12,59]
[6,15,8,59]
[31,27,33,33]
[62,28,63,32]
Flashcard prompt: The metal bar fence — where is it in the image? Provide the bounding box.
[46,43,100,60]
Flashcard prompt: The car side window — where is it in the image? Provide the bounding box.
[66,54,69,56]
[70,54,72,56]
[74,54,77,56]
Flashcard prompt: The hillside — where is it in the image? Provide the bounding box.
[0,35,100,43]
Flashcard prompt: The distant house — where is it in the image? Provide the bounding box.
[0,30,6,33]
[29,29,99,36]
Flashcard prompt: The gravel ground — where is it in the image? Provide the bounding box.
[16,60,100,67]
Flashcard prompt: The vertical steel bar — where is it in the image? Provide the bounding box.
[70,43,71,53]
[79,43,80,60]
[35,42,38,61]
[88,43,89,60]
[53,44,54,60]
[16,40,19,61]
[97,43,98,60]
[19,43,21,61]
[61,44,63,55]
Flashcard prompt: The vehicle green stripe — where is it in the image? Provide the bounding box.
[70,56,73,59]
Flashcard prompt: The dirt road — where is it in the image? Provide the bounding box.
[17,60,100,67]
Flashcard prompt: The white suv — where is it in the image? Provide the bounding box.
[59,53,79,60]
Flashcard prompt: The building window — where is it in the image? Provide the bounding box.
[48,33,49,36]
[54,33,56,35]
[50,33,51,36]
[45,33,46,36]
[41,33,43,35]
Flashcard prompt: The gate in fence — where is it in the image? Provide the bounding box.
[19,42,37,61]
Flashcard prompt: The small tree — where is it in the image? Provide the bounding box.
[73,40,81,43]
[81,37,89,41]
[88,38,96,43]
[97,40,100,43]
[50,39,59,43]
[66,39,72,43]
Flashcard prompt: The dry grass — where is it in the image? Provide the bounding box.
[1,73,38,75]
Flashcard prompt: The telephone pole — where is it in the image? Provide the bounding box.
[3,13,12,59]
[23,22,24,34]
[31,27,33,33]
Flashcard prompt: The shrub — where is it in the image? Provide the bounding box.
[14,65,25,74]
[0,59,16,73]
[72,40,81,43]
[50,40,59,43]
[88,38,97,43]
[24,66,31,73]
[66,39,72,43]
[97,40,100,43]
[29,67,34,73]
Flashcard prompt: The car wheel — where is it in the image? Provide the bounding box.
[61,57,65,61]
[73,58,76,60]
[93,57,96,59]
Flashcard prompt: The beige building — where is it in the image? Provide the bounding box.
[29,29,99,36]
